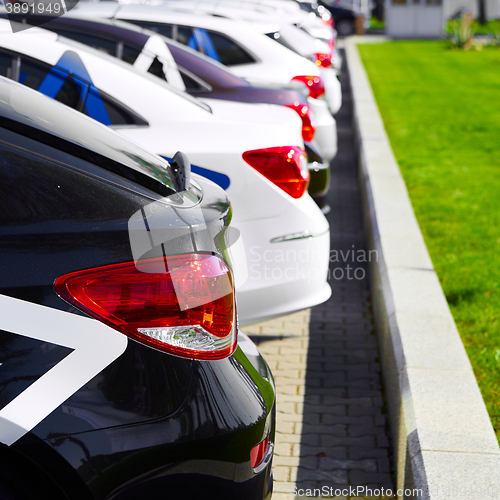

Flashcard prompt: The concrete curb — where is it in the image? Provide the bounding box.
[345,38,500,499]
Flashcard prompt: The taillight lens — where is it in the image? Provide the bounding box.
[323,14,333,26]
[243,146,310,199]
[55,254,236,360]
[313,52,333,69]
[284,101,316,142]
[251,435,270,468]
[291,75,325,99]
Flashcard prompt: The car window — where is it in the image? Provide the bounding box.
[298,2,314,12]
[0,78,172,195]
[179,68,210,93]
[13,54,147,127]
[127,20,173,39]
[177,25,196,46]
[19,57,51,92]
[122,44,141,64]
[147,56,166,81]
[19,58,87,111]
[51,74,87,110]
[180,71,203,91]
[265,32,298,54]
[0,52,12,78]
[83,86,148,126]
[205,31,255,66]
[0,52,13,78]
[166,42,250,89]
[51,29,117,56]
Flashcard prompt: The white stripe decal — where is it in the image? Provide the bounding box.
[0,295,127,446]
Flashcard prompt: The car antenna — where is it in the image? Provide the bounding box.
[169,151,192,193]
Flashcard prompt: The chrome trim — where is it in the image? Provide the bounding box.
[270,228,328,244]
[179,66,213,93]
[116,40,124,60]
[12,55,20,83]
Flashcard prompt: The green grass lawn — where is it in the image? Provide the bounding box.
[369,16,385,30]
[357,41,500,440]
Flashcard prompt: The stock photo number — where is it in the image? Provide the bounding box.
[4,0,79,32]
[5,0,66,15]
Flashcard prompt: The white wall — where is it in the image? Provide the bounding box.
[446,0,499,18]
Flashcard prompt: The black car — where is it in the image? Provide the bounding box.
[0,12,329,208]
[0,76,275,500]
[312,2,357,36]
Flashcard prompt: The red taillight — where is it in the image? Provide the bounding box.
[250,435,270,468]
[243,146,310,199]
[313,52,333,69]
[55,254,236,360]
[291,75,325,100]
[323,14,333,26]
[284,101,316,142]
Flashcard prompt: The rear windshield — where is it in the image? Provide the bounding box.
[167,42,250,89]
[265,32,298,54]
[0,76,175,194]
[0,77,174,196]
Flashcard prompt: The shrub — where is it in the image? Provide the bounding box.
[448,12,475,49]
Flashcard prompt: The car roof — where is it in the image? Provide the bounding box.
[72,3,319,73]
[8,14,151,48]
[74,2,281,34]
[0,17,59,39]
[161,0,309,27]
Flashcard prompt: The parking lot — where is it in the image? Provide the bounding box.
[246,49,394,498]
[0,6,397,497]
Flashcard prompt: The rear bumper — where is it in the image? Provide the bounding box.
[233,213,331,325]
[308,98,337,162]
[319,67,342,114]
[315,112,337,162]
[12,335,276,500]
[331,49,343,73]
[238,270,331,325]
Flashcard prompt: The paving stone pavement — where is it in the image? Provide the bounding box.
[244,48,395,499]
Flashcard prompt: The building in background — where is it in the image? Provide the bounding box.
[385,0,447,37]
[385,0,498,38]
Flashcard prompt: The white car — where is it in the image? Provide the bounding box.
[143,0,343,71]
[123,0,337,43]
[162,0,343,74]
[8,11,337,164]
[161,0,345,72]
[162,0,335,41]
[72,3,341,141]
[156,1,343,113]
[0,22,331,324]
